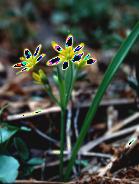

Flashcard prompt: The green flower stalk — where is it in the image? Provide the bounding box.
[12,34,97,181]
[46,34,93,179]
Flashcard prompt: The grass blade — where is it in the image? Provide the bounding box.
[64,21,139,180]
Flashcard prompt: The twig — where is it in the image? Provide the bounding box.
[107,106,113,131]
[73,102,81,172]
[98,125,139,177]
[6,98,136,121]
[79,125,139,154]
[82,151,112,159]
[74,106,80,140]
[98,156,116,177]
[107,106,118,131]
[28,123,60,147]
[46,157,69,167]
[66,104,72,156]
[66,104,78,183]
[7,106,61,121]
[106,112,139,135]
[46,150,112,158]
[15,179,73,184]
[79,112,139,153]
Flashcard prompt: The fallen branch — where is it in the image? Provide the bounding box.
[7,106,61,121]
[106,112,139,135]
[98,127,139,176]
[6,98,136,121]
[79,125,139,154]
[28,123,60,147]
[46,150,112,158]
[15,179,73,184]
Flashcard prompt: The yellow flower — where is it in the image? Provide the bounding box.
[77,53,97,69]
[46,34,84,70]
[32,69,48,84]
[12,44,46,74]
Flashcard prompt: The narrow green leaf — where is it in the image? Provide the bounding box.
[0,124,19,144]
[14,137,29,161]
[27,157,44,165]
[64,22,139,180]
[20,126,31,131]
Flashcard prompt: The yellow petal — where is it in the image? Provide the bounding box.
[39,69,46,78]
[51,41,63,53]
[32,72,41,82]
[20,57,26,61]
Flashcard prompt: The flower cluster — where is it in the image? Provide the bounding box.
[47,34,84,70]
[12,44,46,74]
[12,34,97,73]
[47,34,97,70]
[78,53,97,69]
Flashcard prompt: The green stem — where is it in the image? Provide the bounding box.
[57,66,65,109]
[60,108,65,179]
[64,62,74,107]
[59,64,77,179]
[56,65,66,179]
